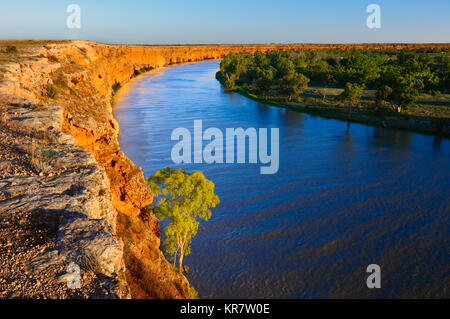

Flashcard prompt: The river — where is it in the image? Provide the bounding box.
[113,60,449,298]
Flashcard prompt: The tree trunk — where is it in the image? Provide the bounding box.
[347,103,353,121]
[346,103,352,132]
[173,250,177,268]
[178,249,184,270]
[178,235,185,271]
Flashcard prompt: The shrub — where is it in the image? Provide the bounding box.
[47,55,59,62]
[45,84,58,99]
[40,147,59,159]
[5,45,17,53]
[112,82,121,93]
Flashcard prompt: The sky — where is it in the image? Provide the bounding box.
[0,0,449,44]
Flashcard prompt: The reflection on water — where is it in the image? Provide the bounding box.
[370,127,412,149]
[114,61,450,298]
[433,136,443,151]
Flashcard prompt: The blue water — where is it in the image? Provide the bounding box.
[114,60,450,298]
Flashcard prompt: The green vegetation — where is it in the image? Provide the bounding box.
[147,167,220,271]
[217,49,450,134]
[133,65,154,77]
[44,84,58,99]
[5,45,18,54]
[338,82,366,120]
[112,82,122,93]
[280,71,309,101]
[40,147,60,159]
[339,82,365,105]
[188,285,198,299]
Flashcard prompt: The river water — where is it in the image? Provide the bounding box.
[114,60,449,298]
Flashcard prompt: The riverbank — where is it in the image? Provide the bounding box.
[216,72,450,138]
[113,60,450,298]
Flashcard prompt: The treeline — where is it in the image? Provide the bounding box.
[218,48,450,109]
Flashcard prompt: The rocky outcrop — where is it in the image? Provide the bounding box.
[0,94,128,298]
[1,41,449,298]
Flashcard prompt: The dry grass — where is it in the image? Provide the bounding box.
[30,153,52,174]
[301,86,450,119]
[29,139,49,174]
[82,249,102,274]
[29,136,62,175]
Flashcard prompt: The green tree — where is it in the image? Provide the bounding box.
[339,82,365,106]
[147,168,220,270]
[391,74,423,111]
[339,82,366,120]
[279,71,310,101]
[253,51,269,68]
[255,67,276,96]
[307,59,332,84]
[220,53,252,89]
[275,56,295,78]
[376,84,393,103]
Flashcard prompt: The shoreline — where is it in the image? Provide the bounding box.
[216,73,450,138]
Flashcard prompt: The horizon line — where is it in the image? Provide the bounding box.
[1,39,450,46]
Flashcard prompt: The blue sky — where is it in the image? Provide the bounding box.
[0,0,449,44]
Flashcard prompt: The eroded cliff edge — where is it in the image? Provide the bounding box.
[1,41,448,298]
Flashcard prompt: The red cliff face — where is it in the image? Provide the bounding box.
[2,41,448,298]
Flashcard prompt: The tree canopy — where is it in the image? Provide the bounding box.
[339,82,366,106]
[147,167,220,270]
[218,48,450,110]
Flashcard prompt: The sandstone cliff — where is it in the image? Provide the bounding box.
[1,41,448,298]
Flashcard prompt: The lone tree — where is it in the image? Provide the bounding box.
[339,82,365,121]
[147,168,220,271]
